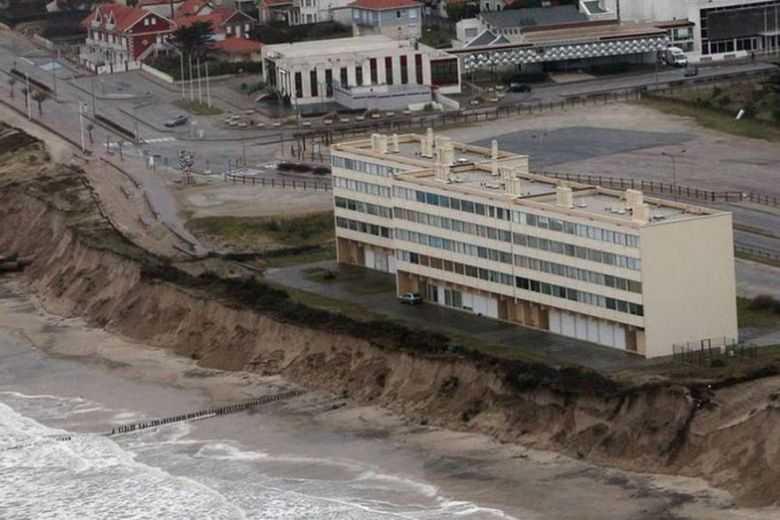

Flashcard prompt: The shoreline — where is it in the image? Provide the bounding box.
[2,279,775,519]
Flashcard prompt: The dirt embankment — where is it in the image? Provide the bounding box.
[0,128,778,507]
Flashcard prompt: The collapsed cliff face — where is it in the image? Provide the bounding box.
[2,184,779,508]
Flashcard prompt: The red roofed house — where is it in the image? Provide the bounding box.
[176,0,214,17]
[80,3,175,74]
[138,0,184,18]
[349,0,422,40]
[211,37,263,62]
[174,6,257,41]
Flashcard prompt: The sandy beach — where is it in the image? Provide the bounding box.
[2,279,777,519]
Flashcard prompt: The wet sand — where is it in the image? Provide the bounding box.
[1,279,776,519]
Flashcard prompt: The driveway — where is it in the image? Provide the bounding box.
[264,261,657,373]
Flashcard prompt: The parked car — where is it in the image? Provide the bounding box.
[399,292,423,305]
[164,115,188,127]
[508,82,532,93]
[684,65,699,77]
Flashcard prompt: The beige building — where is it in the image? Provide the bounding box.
[330,131,738,358]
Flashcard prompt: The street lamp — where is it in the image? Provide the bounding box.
[661,149,686,200]
[79,101,89,153]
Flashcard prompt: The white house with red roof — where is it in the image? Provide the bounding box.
[80,3,175,74]
[349,0,422,39]
[176,0,214,17]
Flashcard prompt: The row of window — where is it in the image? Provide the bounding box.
[335,217,392,239]
[392,186,640,248]
[395,228,641,293]
[334,196,393,219]
[333,176,391,198]
[394,206,512,243]
[396,228,512,264]
[514,255,641,294]
[515,211,639,248]
[332,156,401,177]
[396,250,643,316]
[513,233,641,271]
[393,206,641,271]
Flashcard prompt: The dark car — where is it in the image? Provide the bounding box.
[508,82,532,93]
[399,292,423,305]
[164,115,188,127]
[684,65,699,77]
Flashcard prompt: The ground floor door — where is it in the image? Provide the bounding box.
[549,310,626,350]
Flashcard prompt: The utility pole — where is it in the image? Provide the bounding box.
[205,61,211,108]
[25,75,31,120]
[79,102,86,152]
[189,55,194,101]
[179,51,185,99]
[197,57,203,104]
[662,149,686,200]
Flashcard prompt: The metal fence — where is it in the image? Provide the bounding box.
[735,245,780,263]
[224,174,331,191]
[672,337,757,366]
[536,171,745,203]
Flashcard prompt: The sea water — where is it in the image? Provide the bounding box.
[0,329,521,519]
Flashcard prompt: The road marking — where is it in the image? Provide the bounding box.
[141,137,177,143]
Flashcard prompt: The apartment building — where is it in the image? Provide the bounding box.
[330,131,738,358]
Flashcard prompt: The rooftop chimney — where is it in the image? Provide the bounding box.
[625,189,643,213]
[633,203,651,224]
[506,178,523,197]
[377,134,388,154]
[556,186,574,209]
[434,163,450,183]
[392,134,400,153]
[491,139,499,161]
[437,142,455,166]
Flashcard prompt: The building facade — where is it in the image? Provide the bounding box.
[349,0,423,39]
[330,131,738,358]
[610,0,780,61]
[262,35,460,108]
[80,4,174,74]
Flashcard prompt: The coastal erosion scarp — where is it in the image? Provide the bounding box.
[0,127,779,509]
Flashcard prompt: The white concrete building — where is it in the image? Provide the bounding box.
[610,0,780,61]
[262,35,460,108]
[330,131,738,358]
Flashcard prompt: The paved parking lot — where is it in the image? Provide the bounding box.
[264,261,655,373]
[473,126,692,169]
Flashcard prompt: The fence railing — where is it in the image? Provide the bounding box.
[224,174,331,191]
[672,337,757,366]
[735,245,780,263]
[536,171,746,203]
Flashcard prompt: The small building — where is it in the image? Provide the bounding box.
[289,0,353,25]
[330,131,738,358]
[349,0,423,40]
[211,37,263,62]
[176,0,213,17]
[452,2,669,73]
[80,3,175,74]
[612,0,780,61]
[258,0,294,24]
[138,0,184,18]
[174,6,257,40]
[262,35,460,110]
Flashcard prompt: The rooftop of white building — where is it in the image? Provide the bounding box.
[332,132,726,227]
[262,35,449,60]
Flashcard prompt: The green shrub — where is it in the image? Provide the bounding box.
[717,95,731,106]
[747,294,780,313]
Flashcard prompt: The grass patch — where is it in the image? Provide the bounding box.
[735,249,780,269]
[172,99,223,116]
[639,97,780,143]
[263,243,336,268]
[187,212,334,249]
[738,295,780,328]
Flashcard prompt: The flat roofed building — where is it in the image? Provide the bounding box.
[262,35,460,109]
[331,131,738,358]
